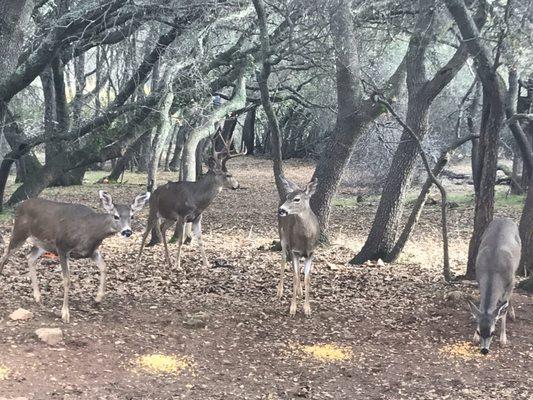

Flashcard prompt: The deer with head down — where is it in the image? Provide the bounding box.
[277,175,319,316]
[468,217,521,354]
[137,132,246,269]
[0,191,150,323]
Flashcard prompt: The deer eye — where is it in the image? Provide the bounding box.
[476,329,480,335]
[293,197,301,202]
[226,174,232,178]
[114,215,120,220]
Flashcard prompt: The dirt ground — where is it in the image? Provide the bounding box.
[0,157,532,400]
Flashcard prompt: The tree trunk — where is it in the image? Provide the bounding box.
[169,124,190,174]
[0,0,34,211]
[107,130,151,182]
[164,124,178,171]
[45,58,85,187]
[242,107,256,155]
[353,0,472,263]
[385,135,478,262]
[310,0,407,242]
[518,175,533,276]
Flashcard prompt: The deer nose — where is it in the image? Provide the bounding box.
[480,348,489,355]
[278,208,288,217]
[121,229,132,237]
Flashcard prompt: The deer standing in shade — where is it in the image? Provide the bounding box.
[137,134,246,269]
[468,217,521,354]
[0,191,150,323]
[277,176,319,316]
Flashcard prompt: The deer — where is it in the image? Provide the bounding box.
[468,217,522,354]
[137,132,246,269]
[0,191,150,323]
[277,175,319,317]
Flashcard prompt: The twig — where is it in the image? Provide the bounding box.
[374,95,452,282]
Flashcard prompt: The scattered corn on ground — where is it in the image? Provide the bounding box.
[132,354,195,376]
[0,363,10,380]
[289,343,353,363]
[438,341,489,360]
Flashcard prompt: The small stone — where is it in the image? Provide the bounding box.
[35,328,63,346]
[376,258,385,267]
[9,308,33,321]
[446,290,464,303]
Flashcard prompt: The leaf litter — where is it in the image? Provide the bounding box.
[0,158,531,399]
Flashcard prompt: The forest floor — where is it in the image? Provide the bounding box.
[0,157,532,400]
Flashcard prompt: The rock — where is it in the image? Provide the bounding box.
[376,258,385,267]
[9,308,33,321]
[35,328,63,345]
[183,312,209,329]
[446,290,464,303]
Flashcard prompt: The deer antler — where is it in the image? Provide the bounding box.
[211,122,247,168]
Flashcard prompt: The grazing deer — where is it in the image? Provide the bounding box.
[137,134,246,269]
[468,217,521,354]
[277,175,319,316]
[0,191,150,323]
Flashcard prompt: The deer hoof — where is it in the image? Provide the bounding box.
[289,302,297,316]
[303,303,311,317]
[276,285,284,299]
[473,331,480,343]
[500,335,508,347]
[296,286,303,297]
[95,293,104,303]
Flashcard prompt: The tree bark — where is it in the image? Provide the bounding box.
[242,107,256,155]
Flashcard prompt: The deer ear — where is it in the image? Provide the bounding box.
[467,300,480,319]
[305,178,318,196]
[99,190,115,213]
[207,157,218,170]
[279,175,299,193]
[131,192,150,213]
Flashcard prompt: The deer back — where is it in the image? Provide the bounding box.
[476,217,521,313]
[16,198,114,257]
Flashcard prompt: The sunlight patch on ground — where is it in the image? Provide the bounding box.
[132,354,195,376]
[0,363,11,380]
[290,343,353,363]
[438,341,491,361]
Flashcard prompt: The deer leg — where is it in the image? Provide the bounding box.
[174,218,186,270]
[303,256,313,317]
[0,224,29,274]
[500,313,508,346]
[28,246,45,304]
[508,300,516,321]
[93,251,107,303]
[58,252,71,323]
[289,255,300,316]
[192,215,209,268]
[277,243,287,299]
[158,219,174,269]
[473,324,480,343]
[137,216,157,262]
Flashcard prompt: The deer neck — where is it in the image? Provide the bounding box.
[90,214,119,241]
[195,172,223,207]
